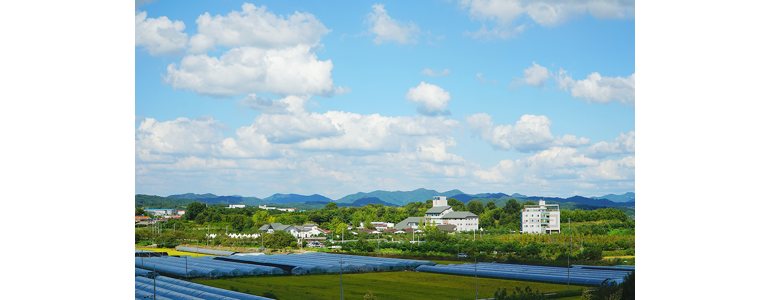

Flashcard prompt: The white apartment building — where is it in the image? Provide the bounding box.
[521,200,560,234]
[228,204,246,209]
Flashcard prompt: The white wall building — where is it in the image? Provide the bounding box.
[258,205,295,212]
[521,200,560,234]
[144,209,177,216]
[228,204,246,209]
[395,196,479,232]
[358,221,394,230]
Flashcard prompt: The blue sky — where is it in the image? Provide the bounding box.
[135,0,635,199]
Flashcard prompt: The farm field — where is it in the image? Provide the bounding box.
[192,271,588,300]
[135,247,212,257]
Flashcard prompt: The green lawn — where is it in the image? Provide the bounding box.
[192,271,588,300]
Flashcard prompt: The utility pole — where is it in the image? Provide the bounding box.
[207,225,210,246]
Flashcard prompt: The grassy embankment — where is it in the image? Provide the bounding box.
[193,271,588,300]
[134,247,213,257]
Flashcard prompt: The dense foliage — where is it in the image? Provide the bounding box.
[135,196,634,265]
[135,194,195,210]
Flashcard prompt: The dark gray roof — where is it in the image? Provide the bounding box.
[441,211,478,219]
[425,206,452,214]
[394,217,424,230]
[259,223,295,231]
[436,224,457,232]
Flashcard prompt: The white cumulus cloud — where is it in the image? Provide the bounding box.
[556,69,635,106]
[187,3,330,54]
[466,113,590,152]
[420,68,451,77]
[523,61,550,87]
[584,156,635,181]
[405,82,452,116]
[250,113,342,144]
[459,0,634,40]
[366,4,421,45]
[163,45,342,98]
[237,94,312,115]
[135,11,188,56]
[135,116,225,155]
[583,131,635,159]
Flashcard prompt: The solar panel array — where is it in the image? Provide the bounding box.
[222,252,437,275]
[135,256,284,278]
[415,263,634,286]
[135,276,274,300]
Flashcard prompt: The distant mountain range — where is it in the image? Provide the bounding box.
[590,192,635,203]
[335,188,463,206]
[168,194,265,206]
[262,194,332,204]
[148,190,635,210]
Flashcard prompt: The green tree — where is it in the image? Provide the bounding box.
[185,202,207,221]
[486,201,497,210]
[447,198,465,211]
[467,200,485,216]
[620,271,634,300]
[480,213,495,228]
[325,202,338,210]
[364,220,375,230]
[503,199,521,215]
[230,215,253,231]
[251,210,270,227]
[264,231,297,248]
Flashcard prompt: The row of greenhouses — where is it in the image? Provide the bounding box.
[135,275,274,300]
[221,252,436,275]
[414,263,634,286]
[135,256,284,278]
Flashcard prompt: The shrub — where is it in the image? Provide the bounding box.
[262,290,278,298]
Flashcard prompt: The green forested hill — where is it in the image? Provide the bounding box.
[135,194,197,210]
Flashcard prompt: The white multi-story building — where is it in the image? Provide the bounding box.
[228,204,246,209]
[395,196,479,232]
[521,200,560,234]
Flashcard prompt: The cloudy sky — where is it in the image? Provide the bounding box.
[135,0,635,199]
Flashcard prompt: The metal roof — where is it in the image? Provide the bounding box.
[425,206,452,214]
[441,211,478,219]
[394,217,424,230]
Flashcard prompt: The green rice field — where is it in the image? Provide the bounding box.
[192,271,588,300]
